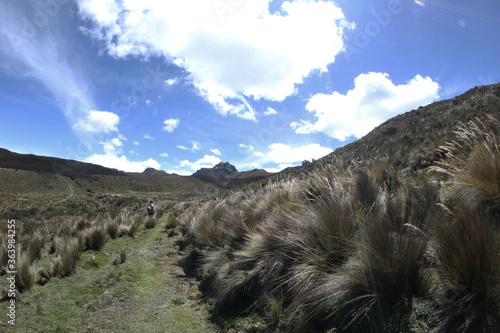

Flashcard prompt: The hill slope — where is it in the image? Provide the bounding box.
[280,83,500,178]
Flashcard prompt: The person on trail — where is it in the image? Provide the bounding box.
[147,200,155,219]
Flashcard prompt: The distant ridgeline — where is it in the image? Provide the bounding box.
[0,148,125,177]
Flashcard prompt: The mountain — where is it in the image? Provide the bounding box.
[0,148,126,177]
[193,162,273,187]
[193,162,238,178]
[142,167,168,176]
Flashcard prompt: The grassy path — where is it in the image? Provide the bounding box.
[0,219,220,332]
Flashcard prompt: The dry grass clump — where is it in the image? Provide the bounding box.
[26,233,46,264]
[84,226,108,251]
[106,221,120,239]
[431,116,500,214]
[145,218,156,229]
[58,237,82,277]
[15,252,36,292]
[165,214,179,229]
[37,257,63,285]
[180,162,449,331]
[432,206,500,332]
[428,117,500,331]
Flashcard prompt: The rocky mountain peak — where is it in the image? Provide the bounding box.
[193,162,238,178]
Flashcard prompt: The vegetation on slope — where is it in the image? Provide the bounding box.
[178,117,500,332]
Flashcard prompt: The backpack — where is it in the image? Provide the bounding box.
[147,204,154,213]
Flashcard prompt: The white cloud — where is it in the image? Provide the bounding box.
[267,143,332,164]
[163,118,180,132]
[263,107,278,116]
[211,149,221,156]
[144,133,154,140]
[165,78,178,86]
[77,0,348,120]
[179,154,222,172]
[145,99,152,105]
[84,153,161,172]
[292,73,440,141]
[177,141,200,152]
[74,110,120,133]
[254,151,265,157]
[134,141,139,146]
[160,153,169,158]
[264,164,297,173]
[100,135,125,155]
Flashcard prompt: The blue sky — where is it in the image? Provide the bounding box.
[0,0,499,175]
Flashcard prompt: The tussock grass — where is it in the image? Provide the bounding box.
[58,237,82,277]
[432,207,500,332]
[37,257,62,284]
[120,248,127,264]
[106,221,119,239]
[15,252,35,292]
[85,226,108,251]
[145,218,156,229]
[173,118,500,332]
[26,233,46,264]
[165,214,179,229]
[431,116,500,214]
[128,217,142,239]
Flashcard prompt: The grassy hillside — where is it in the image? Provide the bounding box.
[178,115,500,332]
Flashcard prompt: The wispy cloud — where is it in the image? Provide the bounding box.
[144,134,155,140]
[0,1,93,130]
[177,141,200,153]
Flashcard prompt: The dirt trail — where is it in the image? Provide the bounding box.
[0,220,220,333]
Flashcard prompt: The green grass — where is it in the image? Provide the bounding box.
[78,250,110,270]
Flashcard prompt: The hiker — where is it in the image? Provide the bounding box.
[147,200,155,219]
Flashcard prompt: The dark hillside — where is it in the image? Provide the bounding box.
[0,148,126,176]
